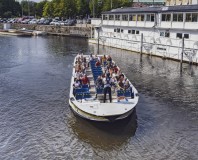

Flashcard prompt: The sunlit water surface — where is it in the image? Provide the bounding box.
[0,35,197,160]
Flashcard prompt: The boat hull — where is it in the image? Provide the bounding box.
[69,99,135,122]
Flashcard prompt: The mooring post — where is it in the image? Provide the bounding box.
[180,37,184,72]
[97,28,100,55]
[140,33,143,54]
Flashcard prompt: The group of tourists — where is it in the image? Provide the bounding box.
[93,54,133,103]
[73,53,133,103]
[73,53,90,89]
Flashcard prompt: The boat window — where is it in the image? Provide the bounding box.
[115,15,120,21]
[122,15,128,21]
[136,30,139,34]
[129,15,133,21]
[162,14,171,21]
[109,15,114,20]
[151,14,155,22]
[184,34,189,39]
[132,30,135,34]
[192,13,198,22]
[146,14,151,21]
[176,33,182,39]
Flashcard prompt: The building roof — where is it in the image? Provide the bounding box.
[102,4,198,14]
[133,0,165,3]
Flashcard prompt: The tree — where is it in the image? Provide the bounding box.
[0,0,21,18]
[36,0,47,18]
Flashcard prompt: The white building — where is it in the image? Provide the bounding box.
[90,5,198,64]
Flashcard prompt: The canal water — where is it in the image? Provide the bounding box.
[0,35,197,159]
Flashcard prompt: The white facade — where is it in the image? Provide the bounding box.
[90,5,198,64]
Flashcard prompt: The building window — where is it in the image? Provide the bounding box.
[129,15,133,21]
[186,13,192,22]
[121,29,123,33]
[178,14,183,22]
[132,30,135,34]
[173,13,183,22]
[192,13,198,22]
[187,13,198,22]
[137,15,141,21]
[176,33,182,39]
[132,15,137,21]
[109,15,114,20]
[115,15,120,21]
[103,15,108,20]
[165,32,170,37]
[117,28,120,33]
[114,29,116,32]
[136,30,139,34]
[122,15,128,21]
[146,14,151,21]
[162,14,171,21]
[160,32,164,37]
[128,30,131,34]
[141,15,144,21]
[184,34,189,39]
[151,14,155,22]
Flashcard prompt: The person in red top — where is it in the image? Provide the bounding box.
[81,74,90,86]
[95,60,101,67]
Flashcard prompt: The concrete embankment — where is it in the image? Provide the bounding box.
[0,23,93,38]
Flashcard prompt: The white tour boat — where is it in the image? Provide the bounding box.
[69,54,139,122]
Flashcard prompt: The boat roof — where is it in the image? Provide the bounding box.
[102,4,198,14]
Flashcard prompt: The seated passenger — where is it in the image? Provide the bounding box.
[124,80,130,90]
[73,78,81,88]
[75,70,83,79]
[95,60,101,67]
[118,80,125,90]
[107,55,112,64]
[102,55,107,66]
[96,76,104,88]
[113,64,119,74]
[81,74,90,86]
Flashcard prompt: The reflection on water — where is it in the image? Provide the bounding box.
[0,36,197,159]
[68,109,137,150]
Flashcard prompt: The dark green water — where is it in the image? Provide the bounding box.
[0,35,197,159]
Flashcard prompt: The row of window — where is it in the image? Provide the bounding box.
[113,29,189,39]
[160,31,189,39]
[162,13,198,22]
[103,14,155,22]
[113,28,140,34]
[103,13,198,22]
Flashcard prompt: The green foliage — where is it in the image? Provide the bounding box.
[0,0,21,18]
[0,0,133,18]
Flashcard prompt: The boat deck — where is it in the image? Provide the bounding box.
[72,56,134,103]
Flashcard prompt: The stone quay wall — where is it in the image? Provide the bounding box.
[0,23,93,38]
